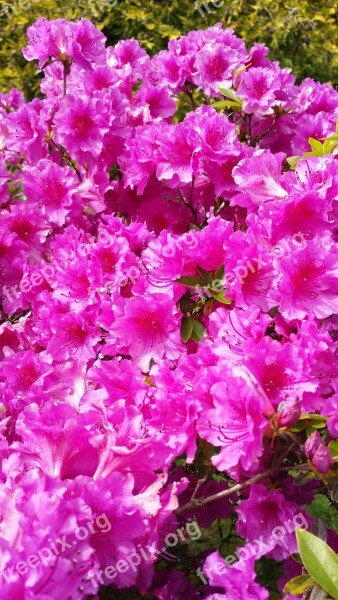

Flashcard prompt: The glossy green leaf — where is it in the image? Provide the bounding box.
[218,87,243,105]
[300,413,328,421]
[176,276,204,288]
[196,266,213,286]
[323,138,338,154]
[286,155,301,170]
[296,528,338,600]
[308,137,324,155]
[233,63,251,77]
[211,290,232,305]
[180,317,194,342]
[179,290,192,314]
[191,320,206,342]
[212,100,242,109]
[214,264,225,281]
[328,440,338,459]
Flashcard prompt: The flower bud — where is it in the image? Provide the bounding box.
[304,431,321,460]
[278,397,301,428]
[312,445,333,474]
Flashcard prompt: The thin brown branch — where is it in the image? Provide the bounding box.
[176,467,275,515]
[176,449,309,515]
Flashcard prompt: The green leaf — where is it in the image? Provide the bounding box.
[296,528,338,600]
[328,440,338,459]
[308,137,324,155]
[176,276,204,288]
[196,265,213,286]
[191,320,206,343]
[323,138,338,154]
[286,155,301,170]
[179,290,192,314]
[211,100,239,109]
[290,422,307,432]
[214,264,225,281]
[300,413,328,421]
[218,87,243,105]
[284,574,315,595]
[180,317,194,342]
[233,63,251,77]
[306,425,325,436]
[211,290,232,305]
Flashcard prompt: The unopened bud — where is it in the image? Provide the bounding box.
[278,398,301,428]
[312,445,333,474]
[304,431,321,460]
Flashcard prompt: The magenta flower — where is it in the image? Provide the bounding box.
[156,121,200,186]
[23,18,106,70]
[237,67,282,114]
[23,159,77,226]
[111,295,184,371]
[53,95,109,161]
[277,235,338,319]
[194,44,242,94]
[197,367,269,473]
[47,309,100,361]
[233,150,288,208]
[237,484,303,560]
[203,551,269,599]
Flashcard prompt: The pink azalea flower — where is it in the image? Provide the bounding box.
[135,83,176,120]
[23,18,106,70]
[23,159,77,226]
[203,551,269,599]
[6,99,47,164]
[277,235,338,319]
[232,150,288,208]
[237,483,306,560]
[111,295,184,371]
[197,366,269,473]
[194,44,242,94]
[156,121,200,186]
[9,402,110,479]
[47,308,100,361]
[237,66,282,114]
[53,95,109,162]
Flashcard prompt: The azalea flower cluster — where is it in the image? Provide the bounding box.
[0,17,337,600]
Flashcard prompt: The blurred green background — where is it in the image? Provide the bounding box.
[0,0,337,96]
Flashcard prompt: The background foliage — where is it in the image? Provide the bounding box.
[0,0,337,97]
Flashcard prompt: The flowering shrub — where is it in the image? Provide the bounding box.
[0,18,338,600]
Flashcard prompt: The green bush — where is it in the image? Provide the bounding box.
[0,0,337,97]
